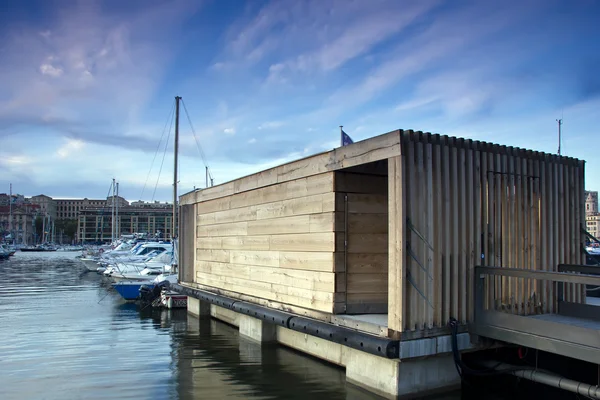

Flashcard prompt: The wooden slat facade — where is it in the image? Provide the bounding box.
[396,132,585,333]
[179,129,585,339]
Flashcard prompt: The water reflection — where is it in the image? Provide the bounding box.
[1,252,385,400]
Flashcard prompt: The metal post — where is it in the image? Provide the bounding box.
[173,96,181,240]
[8,183,12,238]
[116,181,119,239]
[111,178,115,243]
[557,119,562,155]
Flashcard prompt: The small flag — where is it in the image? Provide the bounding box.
[341,129,353,146]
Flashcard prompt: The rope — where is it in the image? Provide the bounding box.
[151,107,174,201]
[181,99,213,185]
[140,101,175,200]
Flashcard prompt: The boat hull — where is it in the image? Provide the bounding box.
[20,248,57,252]
[112,281,155,301]
[80,258,100,271]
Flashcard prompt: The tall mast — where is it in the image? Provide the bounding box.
[8,183,12,241]
[173,96,181,240]
[111,178,115,243]
[116,181,119,239]
[556,118,562,156]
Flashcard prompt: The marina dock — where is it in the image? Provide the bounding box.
[177,129,598,398]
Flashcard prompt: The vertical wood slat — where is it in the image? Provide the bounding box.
[552,161,559,312]
[530,157,539,315]
[406,136,416,330]
[547,158,555,313]
[471,143,481,321]
[425,142,434,328]
[433,138,443,327]
[481,149,492,310]
[579,161,586,302]
[494,152,502,309]
[540,160,548,314]
[572,164,580,303]
[512,151,520,314]
[482,150,489,268]
[559,163,567,302]
[459,145,468,323]
[415,139,425,330]
[563,163,571,302]
[566,164,574,302]
[504,150,512,311]
[388,155,405,335]
[521,157,528,315]
[451,143,459,320]
[442,138,451,323]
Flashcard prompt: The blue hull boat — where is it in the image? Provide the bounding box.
[112,281,154,301]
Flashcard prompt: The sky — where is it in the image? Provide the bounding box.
[0,0,599,202]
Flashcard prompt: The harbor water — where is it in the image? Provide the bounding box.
[0,251,395,399]
[5,251,555,400]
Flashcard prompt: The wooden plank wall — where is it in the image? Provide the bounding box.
[193,172,345,314]
[334,170,389,314]
[179,204,196,284]
[396,131,585,332]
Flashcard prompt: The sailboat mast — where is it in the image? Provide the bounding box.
[173,96,181,240]
[116,181,119,239]
[8,183,12,241]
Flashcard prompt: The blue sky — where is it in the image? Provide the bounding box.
[0,0,599,202]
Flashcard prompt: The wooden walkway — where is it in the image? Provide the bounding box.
[470,266,600,365]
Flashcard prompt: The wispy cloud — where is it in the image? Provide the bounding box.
[56,138,85,159]
[257,121,284,130]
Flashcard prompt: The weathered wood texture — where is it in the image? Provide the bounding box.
[393,131,585,333]
[335,170,389,314]
[193,172,344,313]
[179,204,196,284]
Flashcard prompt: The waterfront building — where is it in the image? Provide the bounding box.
[586,190,598,215]
[585,190,599,238]
[55,196,128,219]
[178,129,588,398]
[0,193,26,206]
[0,204,40,244]
[78,206,175,242]
[30,194,57,220]
[587,212,600,238]
[129,200,172,209]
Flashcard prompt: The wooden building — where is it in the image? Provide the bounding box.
[179,129,586,340]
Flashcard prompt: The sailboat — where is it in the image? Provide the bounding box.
[112,96,182,302]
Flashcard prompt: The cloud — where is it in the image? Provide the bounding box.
[0,0,202,150]
[0,155,33,166]
[248,138,256,144]
[39,63,63,77]
[257,121,284,130]
[223,128,235,135]
[223,0,438,76]
[56,138,85,158]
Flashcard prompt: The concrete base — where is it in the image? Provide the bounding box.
[188,302,461,398]
[187,297,211,319]
[239,313,277,343]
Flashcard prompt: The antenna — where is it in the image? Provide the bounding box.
[556,118,562,155]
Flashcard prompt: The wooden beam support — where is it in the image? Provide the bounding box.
[388,155,405,337]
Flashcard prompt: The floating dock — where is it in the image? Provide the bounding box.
[177,129,596,398]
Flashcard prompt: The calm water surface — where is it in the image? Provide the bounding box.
[1,252,390,400]
[0,252,469,400]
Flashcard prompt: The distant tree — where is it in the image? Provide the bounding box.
[55,218,78,242]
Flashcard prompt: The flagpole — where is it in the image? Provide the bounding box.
[339,125,343,147]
